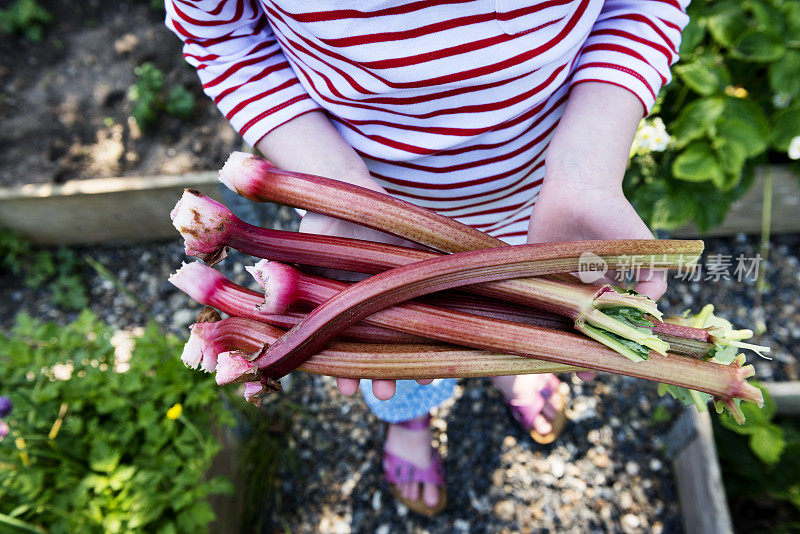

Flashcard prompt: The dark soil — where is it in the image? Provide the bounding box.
[0,0,239,187]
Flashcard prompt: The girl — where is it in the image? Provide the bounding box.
[166,0,686,516]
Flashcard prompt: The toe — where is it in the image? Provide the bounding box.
[422,483,440,508]
[407,481,420,502]
[533,414,553,436]
[397,482,410,500]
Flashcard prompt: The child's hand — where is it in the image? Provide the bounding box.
[528,179,667,300]
[298,212,433,400]
[528,177,667,382]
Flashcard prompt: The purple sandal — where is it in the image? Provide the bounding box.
[383,415,447,516]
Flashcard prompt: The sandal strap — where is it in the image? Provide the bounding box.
[395,414,431,431]
[383,448,445,486]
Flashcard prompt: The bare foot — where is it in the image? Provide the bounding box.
[491,374,565,436]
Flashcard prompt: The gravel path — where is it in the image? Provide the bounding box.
[2,192,797,533]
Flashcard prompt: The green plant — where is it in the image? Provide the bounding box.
[0,230,88,311]
[625,0,800,232]
[0,229,32,276]
[714,385,800,524]
[0,311,234,533]
[0,0,53,42]
[128,62,196,130]
[224,393,299,532]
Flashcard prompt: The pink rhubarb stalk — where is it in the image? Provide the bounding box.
[184,316,582,380]
[171,188,431,270]
[168,262,431,344]
[234,260,762,416]
[249,260,671,368]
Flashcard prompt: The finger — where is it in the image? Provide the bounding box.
[634,268,668,301]
[576,371,596,382]
[336,377,360,396]
[416,378,434,385]
[372,379,397,400]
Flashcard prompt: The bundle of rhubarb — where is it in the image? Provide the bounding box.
[169,152,768,423]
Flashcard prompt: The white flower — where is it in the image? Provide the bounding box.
[773,93,792,109]
[51,362,74,381]
[631,117,671,156]
[788,136,800,160]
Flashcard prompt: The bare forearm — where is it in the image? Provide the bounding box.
[545,82,643,190]
[255,111,384,192]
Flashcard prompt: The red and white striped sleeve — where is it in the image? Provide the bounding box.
[570,0,689,114]
[164,0,320,146]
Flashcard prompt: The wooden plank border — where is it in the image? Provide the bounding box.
[672,166,800,238]
[0,172,218,245]
[667,408,734,534]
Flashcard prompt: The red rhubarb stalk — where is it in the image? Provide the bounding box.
[183,316,583,380]
[217,152,702,257]
[243,261,761,414]
[171,188,432,270]
[168,262,431,344]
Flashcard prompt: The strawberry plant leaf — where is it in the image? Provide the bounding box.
[672,142,724,184]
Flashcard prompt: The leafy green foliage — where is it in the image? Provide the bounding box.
[0,0,53,42]
[626,0,800,233]
[718,383,784,464]
[0,229,88,311]
[128,63,196,130]
[714,386,800,518]
[0,312,234,533]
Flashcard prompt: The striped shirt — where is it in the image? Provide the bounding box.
[166,0,688,243]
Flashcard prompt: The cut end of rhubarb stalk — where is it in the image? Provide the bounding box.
[243,377,282,406]
[180,324,205,369]
[583,308,671,358]
[196,306,221,324]
[243,381,264,406]
[219,151,274,198]
[169,262,227,305]
[688,305,772,359]
[216,351,260,385]
[593,287,663,321]
[181,323,218,373]
[246,259,300,314]
[171,189,234,265]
